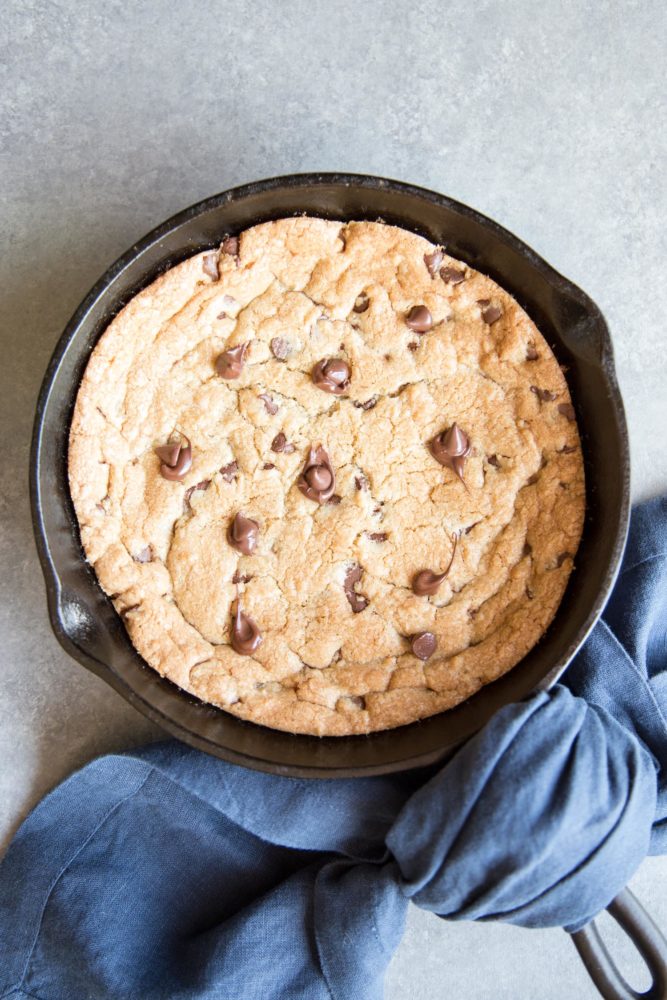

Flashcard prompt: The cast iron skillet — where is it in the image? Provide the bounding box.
[30,174,666,999]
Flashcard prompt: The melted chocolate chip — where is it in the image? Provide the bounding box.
[411,631,437,660]
[526,344,539,361]
[354,397,377,410]
[440,265,466,284]
[368,532,388,542]
[355,473,369,491]
[428,422,471,483]
[271,432,295,453]
[412,533,458,596]
[344,564,369,613]
[527,472,539,485]
[230,600,262,655]
[216,342,248,379]
[220,461,238,482]
[327,494,342,505]
[312,358,351,395]
[184,479,211,509]
[558,403,576,421]
[220,235,239,258]
[156,436,192,482]
[556,551,571,568]
[227,513,259,555]
[270,337,291,360]
[257,393,278,415]
[487,453,500,467]
[406,305,433,333]
[202,253,219,280]
[262,463,275,470]
[232,571,252,585]
[353,292,370,313]
[424,249,444,276]
[531,386,557,402]
[478,300,502,324]
[523,542,532,557]
[407,341,420,352]
[298,445,335,504]
[134,546,153,564]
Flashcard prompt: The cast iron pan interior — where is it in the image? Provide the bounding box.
[30,174,630,777]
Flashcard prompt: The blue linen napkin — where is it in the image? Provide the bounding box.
[1,496,665,1000]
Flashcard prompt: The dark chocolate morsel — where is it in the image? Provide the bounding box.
[156,435,192,482]
[270,337,291,360]
[406,305,433,333]
[259,393,279,415]
[558,403,576,421]
[271,432,295,453]
[424,249,444,276]
[487,453,500,467]
[478,300,503,324]
[327,494,342,505]
[220,461,238,482]
[531,385,557,402]
[411,631,437,660]
[216,342,248,379]
[428,422,471,483]
[312,358,351,395]
[220,235,239,257]
[344,564,369,613]
[440,266,465,284]
[230,601,262,655]
[298,445,336,504]
[412,532,458,596]
[353,292,370,313]
[227,513,259,555]
[526,344,539,361]
[184,479,211,509]
[354,397,377,410]
[368,532,388,542]
[355,473,369,491]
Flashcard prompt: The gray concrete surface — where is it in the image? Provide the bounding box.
[1,1,665,997]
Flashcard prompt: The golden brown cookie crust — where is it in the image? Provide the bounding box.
[68,218,585,736]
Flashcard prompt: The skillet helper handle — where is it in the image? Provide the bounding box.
[569,888,667,1000]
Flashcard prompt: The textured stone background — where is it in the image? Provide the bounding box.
[1,1,665,997]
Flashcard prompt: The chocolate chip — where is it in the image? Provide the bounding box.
[312,358,351,395]
[440,266,466,284]
[232,571,252,585]
[353,292,370,313]
[220,235,239,257]
[355,473,369,491]
[526,344,539,361]
[220,461,238,482]
[527,472,539,485]
[133,546,153,564]
[407,341,420,352]
[259,393,279,415]
[429,423,471,483]
[478,300,502,325]
[327,494,342,505]
[523,542,532,557]
[411,631,437,660]
[344,564,369,613]
[558,403,576,422]
[412,534,458,596]
[227,513,259,555]
[353,397,377,410]
[556,551,571,568]
[216,342,248,379]
[120,603,140,618]
[368,532,388,542]
[298,445,336,504]
[487,454,500,467]
[530,386,557,402]
[464,520,481,534]
[424,249,444,276]
[217,312,228,320]
[271,432,295,454]
[184,479,211,509]
[155,435,192,482]
[270,337,291,360]
[262,463,276,470]
[230,600,262,656]
[406,305,433,333]
[202,253,219,280]
[559,444,577,454]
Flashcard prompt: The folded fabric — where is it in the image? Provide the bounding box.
[1,497,665,1000]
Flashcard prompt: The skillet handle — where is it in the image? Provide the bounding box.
[569,889,667,1000]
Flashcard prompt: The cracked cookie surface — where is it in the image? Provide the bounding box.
[68,218,585,736]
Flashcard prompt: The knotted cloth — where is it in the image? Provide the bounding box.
[1,497,665,1000]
